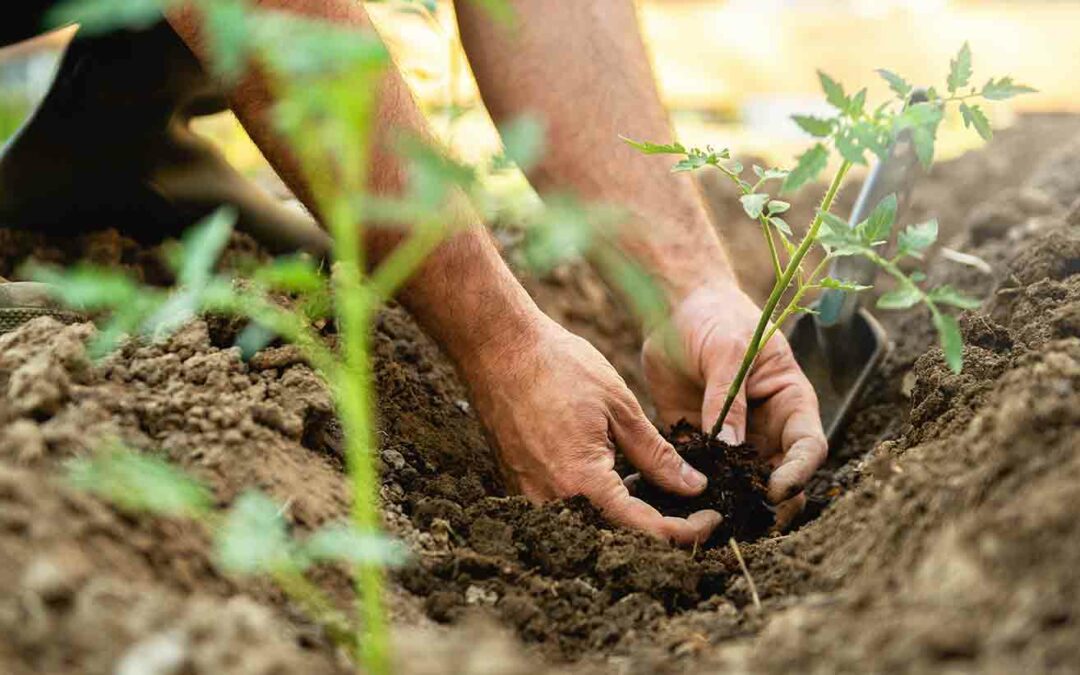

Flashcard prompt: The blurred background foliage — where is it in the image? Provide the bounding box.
[1,0,1078,198]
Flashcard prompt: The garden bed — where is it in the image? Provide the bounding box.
[1,114,1079,674]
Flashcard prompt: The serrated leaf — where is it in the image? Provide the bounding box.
[620,137,686,155]
[782,143,829,194]
[933,311,964,373]
[818,210,857,249]
[672,155,708,172]
[897,103,944,168]
[67,450,212,517]
[947,42,973,94]
[877,69,913,99]
[769,217,793,237]
[928,285,982,310]
[897,219,939,258]
[819,277,871,292]
[497,115,545,171]
[852,120,889,160]
[792,115,833,138]
[177,208,237,288]
[217,491,295,575]
[767,200,791,215]
[848,88,867,117]
[836,128,867,165]
[959,102,993,142]
[981,76,1038,101]
[876,285,923,310]
[756,167,790,181]
[857,194,898,244]
[303,525,410,567]
[818,71,848,111]
[740,194,770,219]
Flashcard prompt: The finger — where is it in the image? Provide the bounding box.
[772,491,806,531]
[702,365,747,446]
[610,396,708,497]
[585,470,722,546]
[767,413,827,504]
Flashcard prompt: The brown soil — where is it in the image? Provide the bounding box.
[1,114,1079,674]
[633,421,773,545]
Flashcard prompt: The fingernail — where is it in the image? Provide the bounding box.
[718,425,738,445]
[680,461,707,490]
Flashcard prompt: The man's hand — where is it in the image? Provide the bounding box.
[643,283,828,524]
[463,315,723,546]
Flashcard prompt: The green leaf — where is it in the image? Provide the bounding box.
[177,208,237,288]
[48,0,166,34]
[303,525,410,567]
[216,491,295,575]
[818,71,848,111]
[852,120,889,160]
[897,219,939,258]
[740,193,770,219]
[769,217,793,237]
[876,285,923,310]
[819,277,871,292]
[848,88,868,117]
[947,42,973,94]
[897,103,944,168]
[818,210,857,249]
[767,200,791,215]
[252,13,388,79]
[754,166,790,181]
[67,449,212,517]
[857,194,898,244]
[672,154,708,172]
[235,322,277,359]
[877,69,913,99]
[928,285,982,310]
[253,256,325,294]
[619,137,686,155]
[792,115,834,138]
[782,143,829,194]
[981,77,1038,101]
[835,128,867,166]
[497,115,546,171]
[959,102,993,141]
[933,311,964,373]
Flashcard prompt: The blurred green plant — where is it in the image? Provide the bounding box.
[68,445,407,652]
[34,0,661,672]
[625,43,1034,441]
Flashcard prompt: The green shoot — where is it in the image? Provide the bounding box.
[625,44,1035,440]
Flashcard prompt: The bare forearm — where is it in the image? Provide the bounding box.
[455,0,735,301]
[167,0,544,364]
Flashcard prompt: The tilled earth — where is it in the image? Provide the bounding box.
[1,114,1079,674]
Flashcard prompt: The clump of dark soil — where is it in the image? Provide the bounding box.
[633,421,772,544]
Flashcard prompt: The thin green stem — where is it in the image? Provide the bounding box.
[273,568,359,657]
[708,161,853,441]
[759,254,833,347]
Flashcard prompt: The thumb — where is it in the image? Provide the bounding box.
[702,364,748,445]
[610,397,708,497]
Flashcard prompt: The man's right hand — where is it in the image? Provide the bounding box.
[462,315,722,546]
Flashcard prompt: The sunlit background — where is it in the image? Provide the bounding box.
[2,0,1078,182]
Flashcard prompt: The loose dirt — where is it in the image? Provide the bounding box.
[1,114,1079,674]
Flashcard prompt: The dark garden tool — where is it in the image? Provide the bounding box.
[788,94,928,444]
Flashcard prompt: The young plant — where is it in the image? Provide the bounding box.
[625,44,1035,441]
[38,0,506,672]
